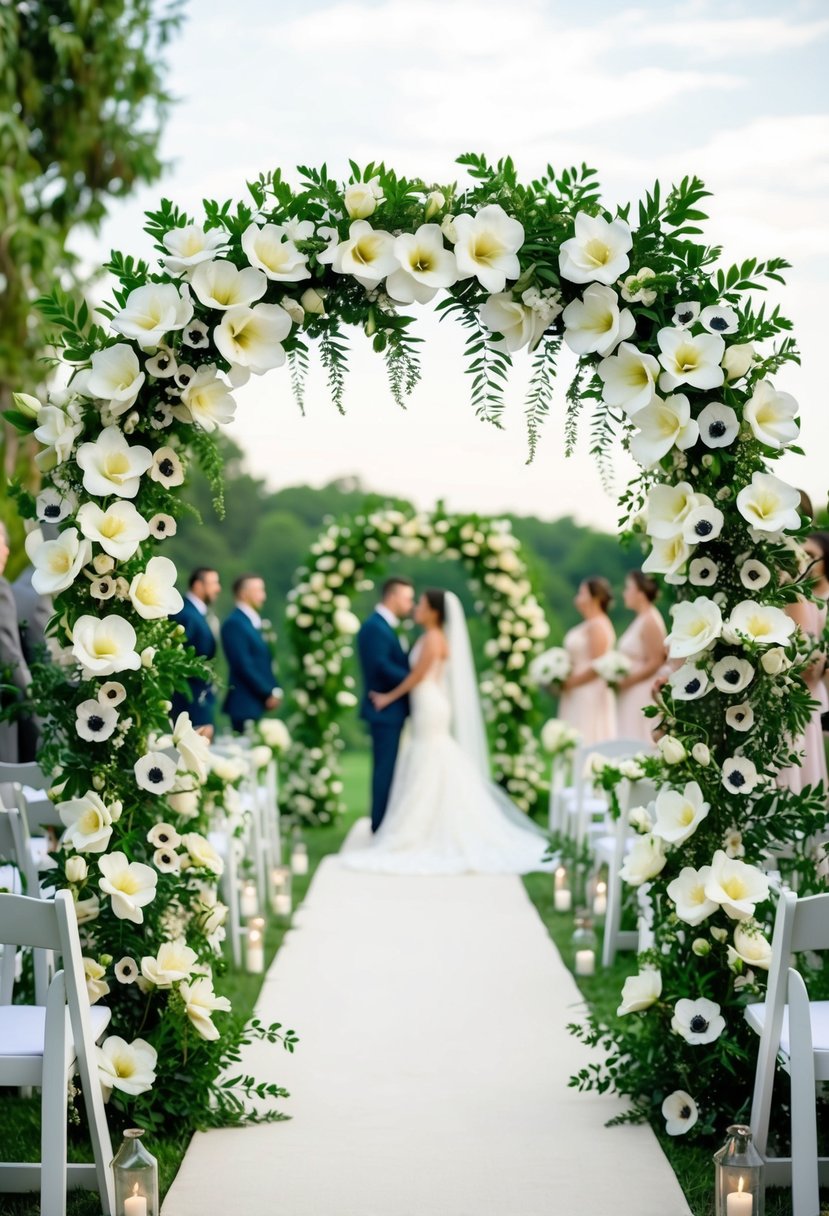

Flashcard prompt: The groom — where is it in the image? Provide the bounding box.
[357,576,415,833]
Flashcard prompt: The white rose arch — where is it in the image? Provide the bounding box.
[8,154,824,1142]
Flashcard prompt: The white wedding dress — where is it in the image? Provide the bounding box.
[342,593,550,875]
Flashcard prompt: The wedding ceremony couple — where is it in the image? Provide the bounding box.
[348,575,549,874]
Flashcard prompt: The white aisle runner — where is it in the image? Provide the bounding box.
[164,835,691,1216]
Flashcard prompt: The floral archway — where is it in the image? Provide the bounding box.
[282,506,550,825]
[6,154,823,1138]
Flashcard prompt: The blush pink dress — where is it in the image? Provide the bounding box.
[558,617,617,747]
[616,606,667,745]
[778,599,828,794]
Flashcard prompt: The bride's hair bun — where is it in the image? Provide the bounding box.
[423,587,447,624]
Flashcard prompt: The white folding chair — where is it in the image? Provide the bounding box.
[0,890,115,1215]
[559,739,651,847]
[746,888,829,1214]
[591,777,657,967]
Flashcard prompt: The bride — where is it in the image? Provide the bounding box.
[342,588,550,875]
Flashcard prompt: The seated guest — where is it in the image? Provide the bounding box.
[171,567,221,739]
[221,573,282,734]
[0,520,32,762]
[616,571,667,744]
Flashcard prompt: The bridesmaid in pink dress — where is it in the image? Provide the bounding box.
[616,571,668,744]
[558,577,616,747]
[778,532,829,793]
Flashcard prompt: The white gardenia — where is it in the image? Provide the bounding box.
[630,394,699,468]
[667,866,717,926]
[76,426,153,499]
[656,327,725,392]
[213,305,292,375]
[728,600,796,647]
[98,851,158,924]
[110,283,194,349]
[736,472,801,534]
[561,284,635,356]
[59,791,114,853]
[619,834,667,886]
[163,224,229,275]
[86,344,146,413]
[319,220,398,287]
[671,997,726,1045]
[97,1036,157,1098]
[72,615,141,676]
[646,482,698,538]
[172,712,211,781]
[666,597,723,659]
[597,342,659,415]
[704,850,770,920]
[190,259,267,310]
[616,968,662,1015]
[179,976,231,1041]
[652,782,710,846]
[241,223,311,282]
[479,293,546,353]
[744,380,800,450]
[386,224,458,304]
[25,527,91,595]
[452,204,524,294]
[140,938,198,988]
[130,556,184,620]
[76,500,150,560]
[558,211,632,285]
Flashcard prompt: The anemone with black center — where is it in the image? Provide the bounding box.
[86,714,105,733]
[689,1014,709,1033]
[676,309,694,324]
[158,458,175,477]
[708,316,729,331]
[694,519,713,537]
[728,770,746,788]
[44,503,61,519]
[725,668,740,685]
[685,678,701,695]
[707,420,726,439]
[680,1103,692,1120]
[148,766,165,784]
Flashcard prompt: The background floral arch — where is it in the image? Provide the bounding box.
[282,505,550,825]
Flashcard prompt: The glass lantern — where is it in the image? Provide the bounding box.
[112,1129,158,1216]
[571,913,597,977]
[270,864,293,916]
[553,866,572,912]
[290,826,309,876]
[713,1124,764,1216]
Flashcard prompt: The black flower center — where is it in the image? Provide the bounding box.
[105,689,118,700]
[694,519,714,537]
[677,310,694,324]
[156,520,167,533]
[157,831,171,844]
[148,766,165,784]
[725,668,741,685]
[680,1104,692,1119]
[157,355,171,370]
[87,714,106,733]
[158,458,175,477]
[98,581,110,594]
[689,1014,709,1033]
[44,504,61,518]
[709,316,729,331]
[187,327,204,343]
[735,712,746,722]
[178,372,191,386]
[685,678,701,694]
[708,420,726,438]
[728,770,746,788]
[698,567,711,579]
[158,851,172,864]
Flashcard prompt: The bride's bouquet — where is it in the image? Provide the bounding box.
[592,650,633,688]
[529,646,571,689]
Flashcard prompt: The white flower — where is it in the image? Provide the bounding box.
[72,614,141,676]
[628,805,653,833]
[646,482,698,539]
[385,224,457,304]
[140,938,198,988]
[723,827,745,859]
[697,401,739,449]
[24,527,91,596]
[114,957,139,985]
[12,391,43,419]
[630,394,699,468]
[34,406,84,465]
[149,513,176,540]
[479,292,546,353]
[175,365,237,430]
[616,968,662,1016]
[598,342,660,415]
[163,224,228,275]
[110,283,193,349]
[558,211,632,285]
[83,957,110,1004]
[86,344,146,414]
[760,647,791,676]
[667,865,717,925]
[181,832,224,876]
[344,176,384,219]
[333,609,361,635]
[657,735,687,765]
[562,284,635,357]
[619,834,667,886]
[319,220,398,287]
[98,852,158,924]
[76,426,153,499]
[682,502,724,545]
[721,755,759,796]
[671,997,725,1045]
[653,782,709,846]
[147,822,181,850]
[172,711,210,781]
[722,341,756,382]
[145,347,177,378]
[76,500,150,561]
[662,1090,699,1136]
[744,380,799,450]
[705,850,770,921]
[732,920,772,970]
[642,534,691,578]
[152,844,179,872]
[129,556,183,620]
[179,976,231,1041]
[190,259,267,310]
[241,223,310,282]
[36,487,77,523]
[700,304,739,335]
[668,663,709,701]
[75,698,118,743]
[711,656,755,695]
[736,472,801,534]
[336,690,358,708]
[657,327,725,392]
[726,702,754,732]
[728,601,795,648]
[672,301,699,328]
[259,718,291,752]
[281,296,305,326]
[98,1036,157,1100]
[150,446,185,488]
[59,791,114,853]
[620,266,656,305]
[65,856,88,884]
[689,557,718,587]
[182,318,210,348]
[666,598,723,659]
[134,751,178,795]
[739,560,771,591]
[692,743,711,766]
[451,204,524,293]
[99,681,127,708]
[300,286,326,316]
[213,305,292,375]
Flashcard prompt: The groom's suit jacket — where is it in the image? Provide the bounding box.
[357,612,410,727]
[170,597,217,728]
[221,606,278,725]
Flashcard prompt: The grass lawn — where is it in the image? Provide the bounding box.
[2,750,823,1214]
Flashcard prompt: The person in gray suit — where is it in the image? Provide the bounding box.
[12,561,52,761]
[0,521,33,763]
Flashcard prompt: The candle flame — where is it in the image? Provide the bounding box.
[738,1177,744,1193]
[133,1183,139,1196]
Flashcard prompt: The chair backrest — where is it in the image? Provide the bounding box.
[0,761,50,790]
[789,891,829,955]
[0,891,63,951]
[754,889,829,1055]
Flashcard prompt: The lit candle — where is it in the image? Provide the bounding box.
[592,882,607,917]
[554,866,567,890]
[240,881,258,919]
[554,888,572,913]
[274,892,291,916]
[574,949,595,977]
[246,927,264,974]
[125,1183,147,1216]
[291,843,309,876]
[726,1177,752,1216]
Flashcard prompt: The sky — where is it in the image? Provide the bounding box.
[73,0,829,531]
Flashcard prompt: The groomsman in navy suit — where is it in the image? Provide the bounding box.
[171,567,221,737]
[357,576,415,833]
[221,573,282,733]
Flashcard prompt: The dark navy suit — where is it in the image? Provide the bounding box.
[170,596,217,729]
[221,607,278,732]
[357,611,410,832]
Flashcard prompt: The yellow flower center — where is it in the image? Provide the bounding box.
[49,550,72,574]
[721,876,747,901]
[690,882,707,905]
[583,238,612,268]
[79,808,104,835]
[104,453,131,480]
[135,578,158,606]
[672,343,701,373]
[470,232,505,267]
[408,249,436,274]
[352,235,384,266]
[113,871,141,896]
[100,516,126,539]
[113,1053,136,1079]
[678,804,695,826]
